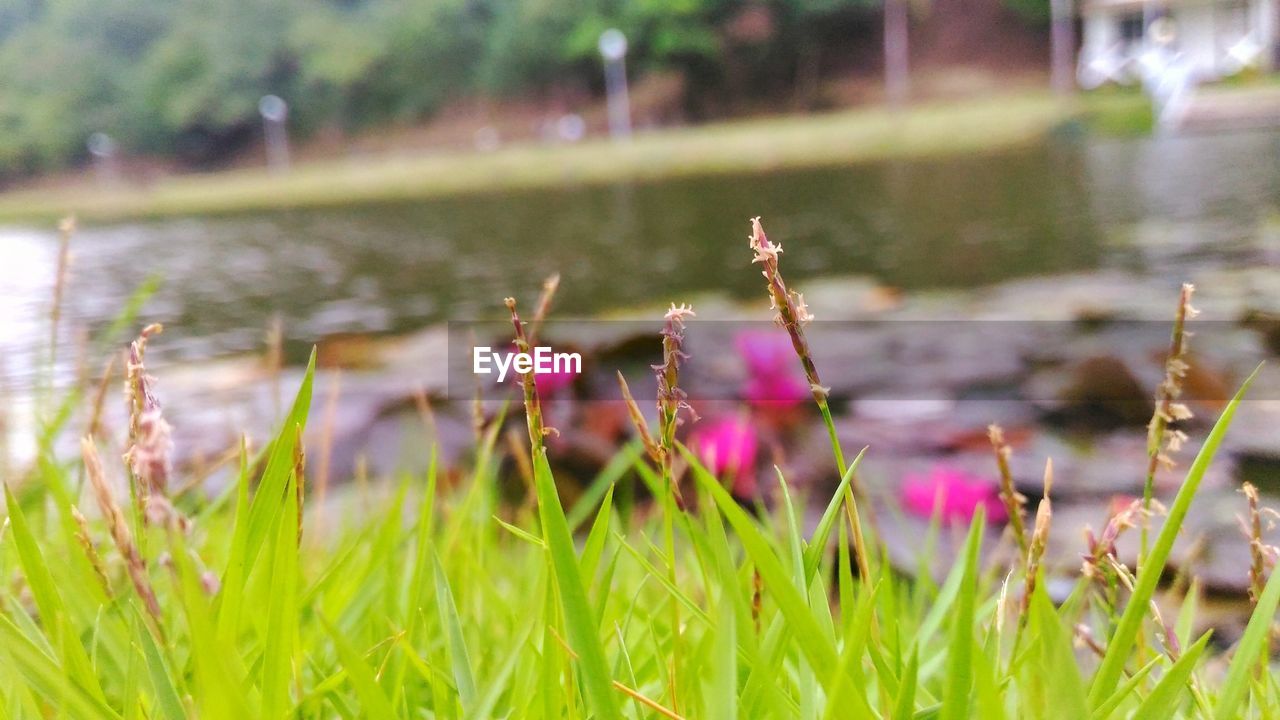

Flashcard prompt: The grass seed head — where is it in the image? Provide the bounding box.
[124,324,172,496]
[655,303,697,437]
[616,371,660,464]
[1240,482,1279,605]
[1024,458,1053,610]
[748,218,828,404]
[506,297,549,453]
[988,424,1029,560]
[82,436,164,629]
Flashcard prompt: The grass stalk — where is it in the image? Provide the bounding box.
[749,217,873,580]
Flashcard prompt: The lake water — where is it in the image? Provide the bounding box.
[2,128,1278,378]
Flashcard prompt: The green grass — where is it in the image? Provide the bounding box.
[4,360,1275,718]
[0,90,1139,223]
[1078,88,1156,136]
[6,208,1279,718]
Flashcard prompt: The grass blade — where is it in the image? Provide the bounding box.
[1134,633,1210,720]
[434,550,478,711]
[1089,367,1257,706]
[803,447,867,581]
[319,613,397,717]
[531,448,621,719]
[1214,554,1280,719]
[687,447,840,675]
[939,510,984,720]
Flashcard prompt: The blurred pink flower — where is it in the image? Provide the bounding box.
[532,368,577,396]
[901,465,1007,524]
[735,330,808,408]
[502,341,578,397]
[690,416,759,497]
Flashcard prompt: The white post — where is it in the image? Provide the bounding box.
[258,95,291,174]
[884,0,910,106]
[86,132,119,188]
[1051,0,1077,93]
[598,29,632,139]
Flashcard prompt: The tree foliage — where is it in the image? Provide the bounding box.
[0,0,883,174]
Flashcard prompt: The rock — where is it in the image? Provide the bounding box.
[1024,355,1151,427]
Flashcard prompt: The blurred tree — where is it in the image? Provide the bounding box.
[0,0,166,169]
[0,0,1040,176]
[134,0,297,162]
[477,0,582,93]
[342,1,486,123]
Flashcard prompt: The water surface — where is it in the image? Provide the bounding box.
[2,129,1278,378]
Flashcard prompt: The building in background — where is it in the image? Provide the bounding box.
[1078,0,1277,87]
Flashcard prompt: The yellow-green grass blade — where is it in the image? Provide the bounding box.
[803,447,868,581]
[705,587,739,720]
[1215,550,1280,719]
[1026,575,1088,720]
[0,614,119,720]
[433,549,478,712]
[1089,367,1257,706]
[688,447,840,677]
[531,447,621,719]
[1134,632,1211,720]
[319,613,397,717]
[218,350,315,640]
[261,472,300,718]
[2,483,107,705]
[938,510,984,720]
[133,608,186,720]
[1090,657,1159,720]
[893,647,920,720]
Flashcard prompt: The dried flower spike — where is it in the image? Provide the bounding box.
[655,305,697,436]
[1240,482,1279,605]
[82,437,164,633]
[529,272,560,346]
[1082,498,1140,581]
[749,217,871,579]
[989,424,1029,560]
[750,218,826,404]
[1139,283,1196,572]
[616,371,660,464]
[652,303,696,505]
[124,324,172,498]
[1024,458,1053,612]
[71,506,112,598]
[505,298,549,453]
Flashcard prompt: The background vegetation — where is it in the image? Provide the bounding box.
[0,0,1050,176]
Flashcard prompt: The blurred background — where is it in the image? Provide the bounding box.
[3,0,1280,608]
[1,0,1277,362]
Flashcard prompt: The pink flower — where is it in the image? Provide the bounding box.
[502,341,578,397]
[735,330,808,408]
[532,368,577,396]
[690,416,759,497]
[901,465,1007,524]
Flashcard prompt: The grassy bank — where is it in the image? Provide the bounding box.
[0,91,1148,223]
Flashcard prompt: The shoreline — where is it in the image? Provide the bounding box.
[0,91,1149,224]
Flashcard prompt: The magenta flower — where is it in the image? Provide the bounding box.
[735,330,809,408]
[502,340,578,397]
[690,416,759,497]
[532,368,577,396]
[901,465,1007,524]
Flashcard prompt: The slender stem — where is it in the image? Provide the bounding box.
[819,401,871,581]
